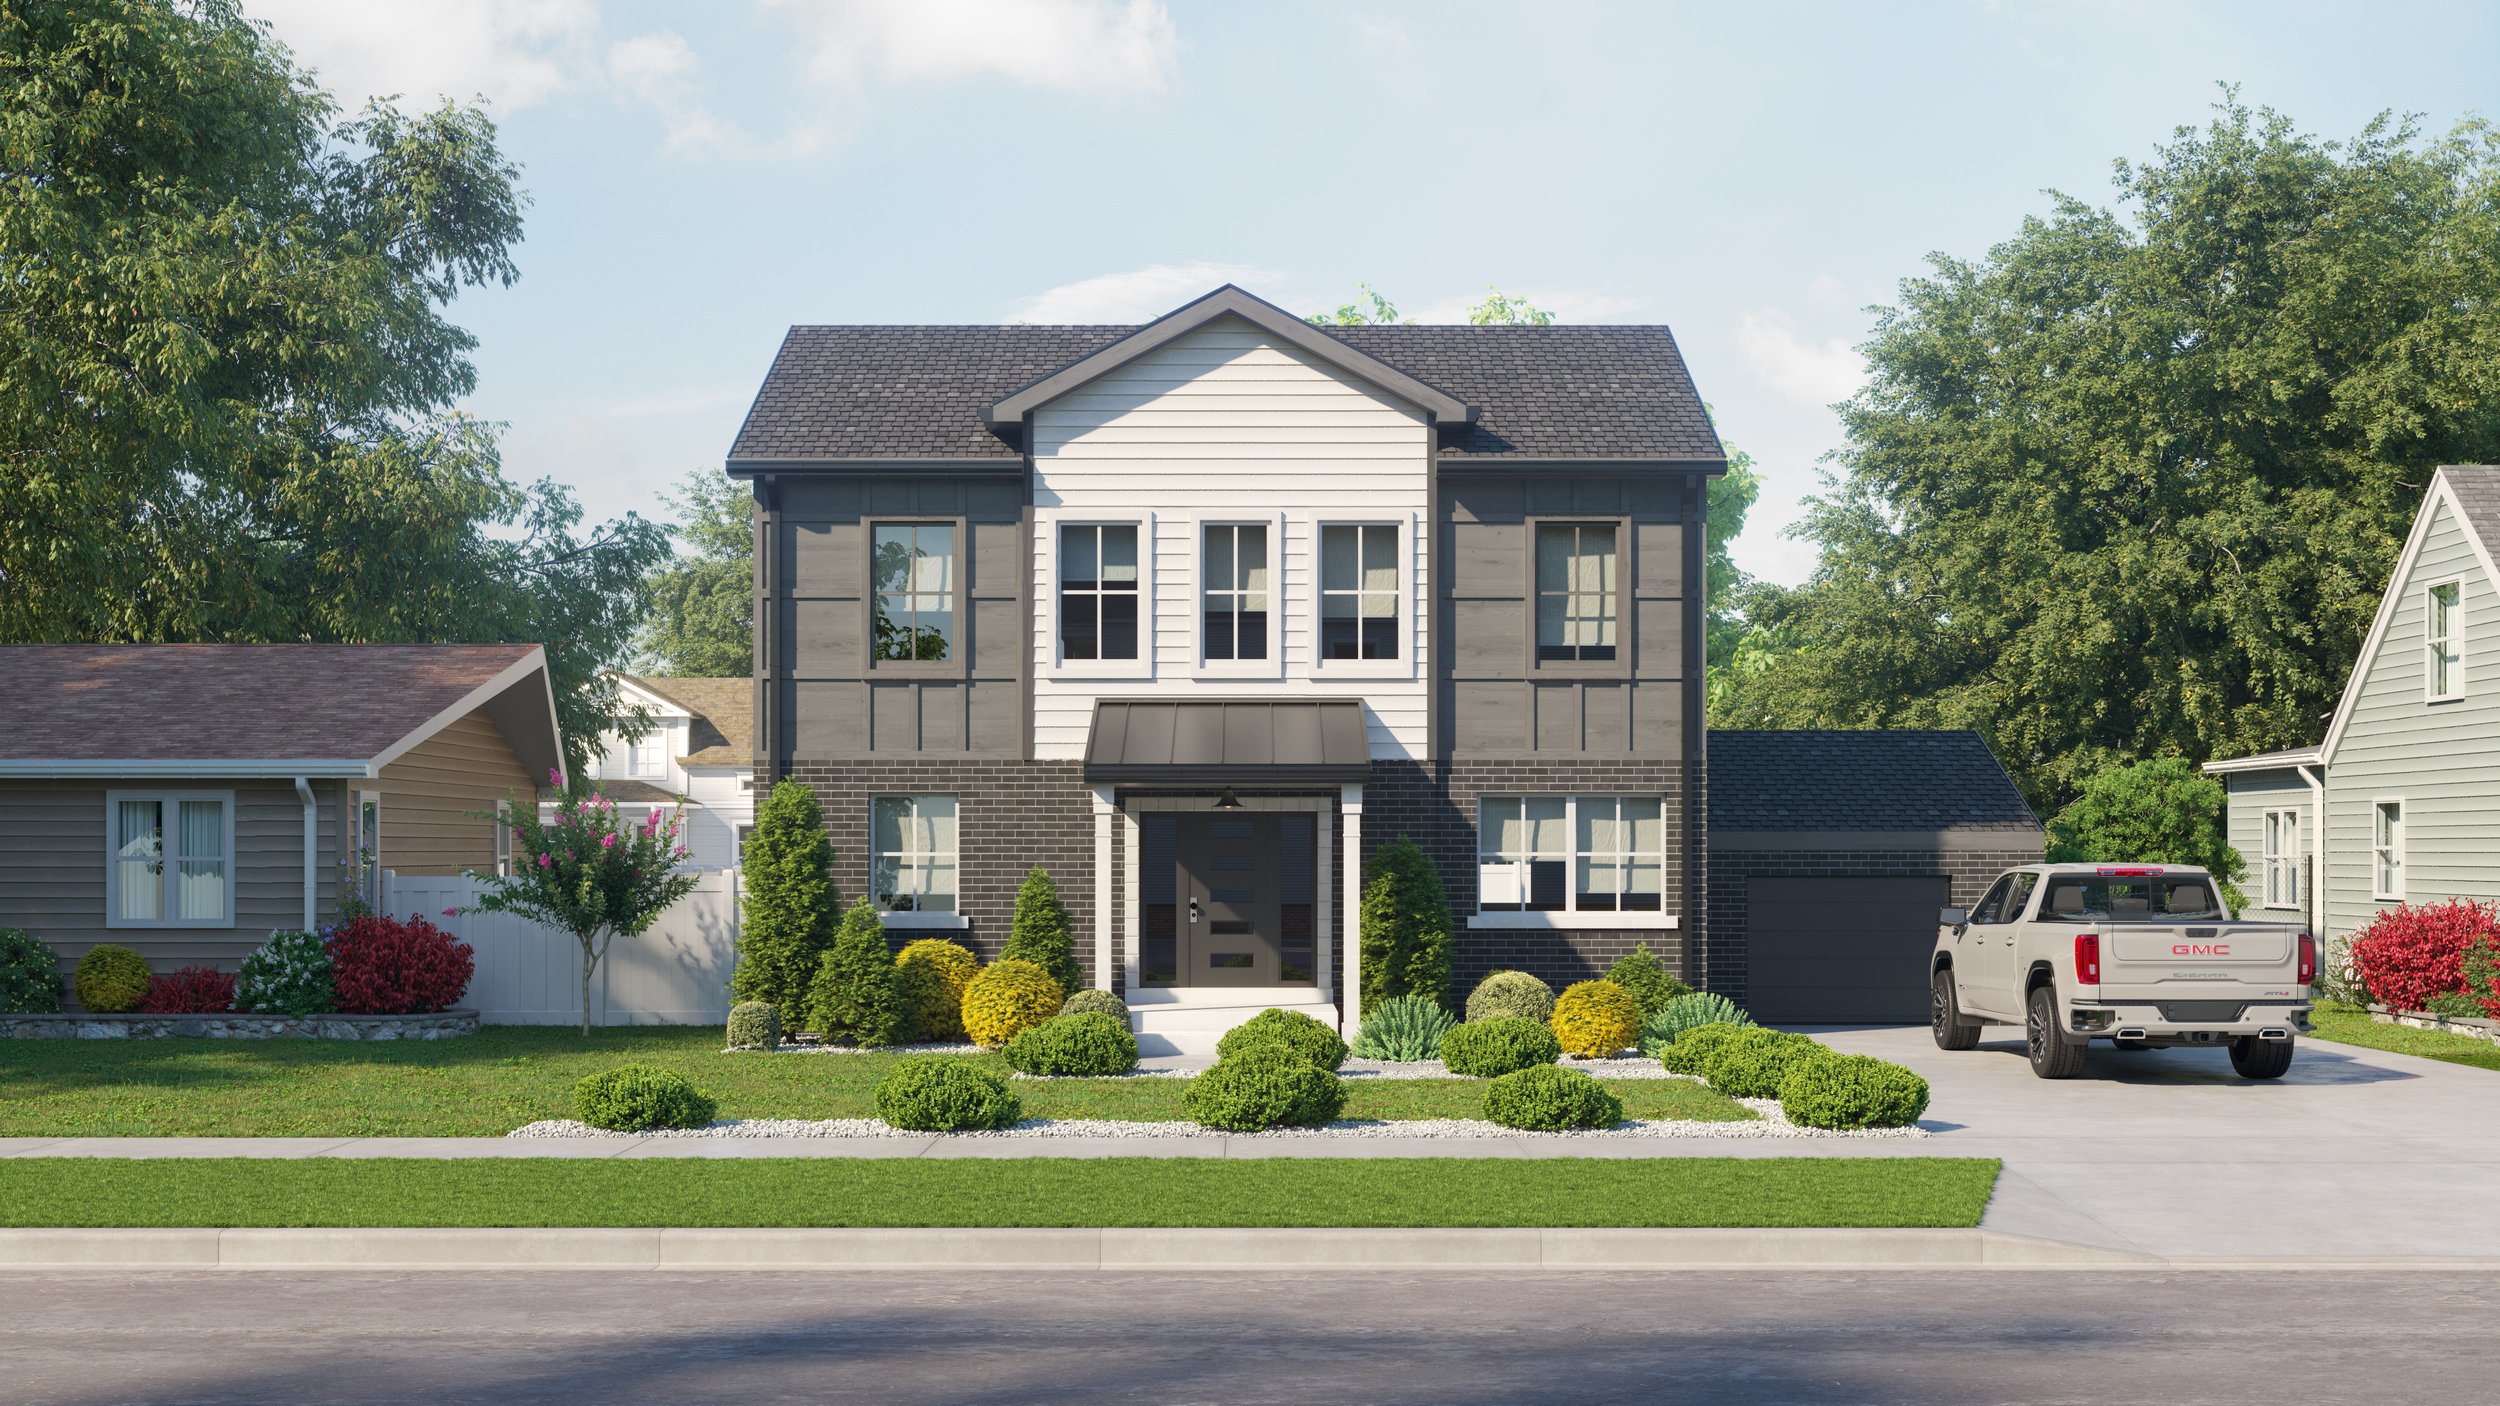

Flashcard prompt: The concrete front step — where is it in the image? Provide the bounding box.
[1127,988,1341,1057]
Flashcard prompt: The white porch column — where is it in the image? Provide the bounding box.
[1340,782,1364,1031]
[1091,785,1116,991]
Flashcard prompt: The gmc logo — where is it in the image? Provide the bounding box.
[2172,943,2231,956]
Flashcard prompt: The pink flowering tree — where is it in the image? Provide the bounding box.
[462,773,703,1035]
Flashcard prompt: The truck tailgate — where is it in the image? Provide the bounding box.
[2099,924,2304,1002]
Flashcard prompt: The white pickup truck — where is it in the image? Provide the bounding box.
[1930,864,2316,1080]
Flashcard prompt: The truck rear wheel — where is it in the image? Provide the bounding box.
[2229,1036,2295,1080]
[1932,970,1981,1050]
[2026,986,2086,1079]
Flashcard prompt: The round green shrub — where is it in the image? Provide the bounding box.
[1060,988,1131,1023]
[1438,1017,1562,1077]
[1482,1064,1625,1130]
[1004,1011,1140,1076]
[1777,1051,1932,1130]
[1350,993,1456,1061]
[1182,1050,1346,1130]
[725,1000,781,1050]
[233,928,336,1017]
[73,944,151,1014]
[1657,1021,1746,1077]
[1215,1007,1348,1072]
[1702,1027,1827,1099]
[1465,969,1556,1024]
[874,1056,1023,1131]
[574,1064,718,1132]
[1604,943,1691,1017]
[1639,992,1754,1055]
[0,928,62,1015]
[893,938,979,1042]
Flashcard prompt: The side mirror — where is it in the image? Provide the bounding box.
[1938,907,1968,929]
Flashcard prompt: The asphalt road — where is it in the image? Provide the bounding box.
[6,1270,2487,1405]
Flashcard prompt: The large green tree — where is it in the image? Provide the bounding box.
[638,467,753,675]
[1709,97,2500,808]
[0,0,663,771]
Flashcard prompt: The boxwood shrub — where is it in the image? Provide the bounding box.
[1702,1027,1827,1099]
[1060,988,1131,1023]
[1003,1011,1140,1076]
[1215,1007,1348,1072]
[0,927,62,1014]
[1604,943,1690,1017]
[574,1064,718,1132]
[725,1000,781,1050]
[1777,1051,1932,1129]
[893,938,980,1042]
[1182,1051,1346,1130]
[1464,969,1556,1024]
[874,1057,1023,1132]
[73,944,151,1014]
[1481,1064,1624,1131]
[1438,1017,1561,1077]
[1657,1021,1745,1077]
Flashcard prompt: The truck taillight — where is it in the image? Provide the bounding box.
[2074,933,2101,985]
[2298,933,2317,987]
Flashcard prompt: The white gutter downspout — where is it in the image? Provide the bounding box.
[2297,763,2327,938]
[293,776,318,933]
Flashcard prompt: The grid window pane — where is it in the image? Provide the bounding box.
[873,524,956,662]
[1059,524,1140,662]
[872,794,959,913]
[1320,524,1400,660]
[1480,795,1668,916]
[1534,524,1618,661]
[116,799,162,922]
[2428,582,2461,697]
[1202,524,1271,661]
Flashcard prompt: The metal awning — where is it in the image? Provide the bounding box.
[1082,699,1371,785]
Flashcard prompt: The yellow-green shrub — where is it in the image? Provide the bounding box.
[960,958,1062,1047]
[894,938,979,1042]
[73,944,151,1014]
[1550,978,1641,1058]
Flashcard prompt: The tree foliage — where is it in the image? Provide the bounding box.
[638,467,753,676]
[730,780,838,1030]
[1709,96,2500,809]
[1003,866,1082,996]
[1358,834,1454,1011]
[0,0,665,772]
[808,897,904,1046]
[2043,758,2245,904]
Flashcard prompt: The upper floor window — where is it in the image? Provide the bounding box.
[1320,523,1399,660]
[108,791,232,927]
[1059,523,1140,662]
[872,794,957,914]
[628,734,664,777]
[1534,523,1618,662]
[872,523,956,663]
[2426,579,2463,701]
[1201,523,1270,662]
[2261,808,2301,909]
[1477,795,1664,913]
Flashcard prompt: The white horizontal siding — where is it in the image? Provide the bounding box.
[1030,320,1431,760]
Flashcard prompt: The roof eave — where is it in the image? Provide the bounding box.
[0,759,374,779]
[2201,748,2326,775]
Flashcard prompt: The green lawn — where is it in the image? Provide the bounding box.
[0,1027,1753,1136]
[0,1156,1998,1228]
[2307,1001,2500,1072]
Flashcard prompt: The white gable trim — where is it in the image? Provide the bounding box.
[611,673,694,718]
[2320,471,2500,765]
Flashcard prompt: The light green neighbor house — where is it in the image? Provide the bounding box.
[2207,465,2500,943]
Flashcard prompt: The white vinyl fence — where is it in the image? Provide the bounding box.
[379,871,742,1026]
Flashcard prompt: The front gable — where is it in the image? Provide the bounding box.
[2322,473,2500,766]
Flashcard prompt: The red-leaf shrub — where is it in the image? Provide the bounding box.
[2350,899,2500,1016]
[137,966,236,1014]
[327,915,475,1015]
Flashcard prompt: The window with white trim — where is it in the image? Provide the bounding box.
[354,790,382,909]
[1319,523,1399,661]
[1477,795,1664,913]
[871,794,958,913]
[107,791,233,926]
[2261,808,2302,910]
[2426,579,2463,701]
[493,799,515,877]
[2373,800,2405,901]
[628,733,665,778]
[1058,522,1141,662]
[1534,523,1618,662]
[1201,522,1270,662]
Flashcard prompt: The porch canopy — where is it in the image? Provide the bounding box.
[1081,699,1369,786]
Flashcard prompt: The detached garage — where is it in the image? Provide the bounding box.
[1705,731,2042,1025]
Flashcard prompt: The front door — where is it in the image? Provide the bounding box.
[1175,813,1281,986]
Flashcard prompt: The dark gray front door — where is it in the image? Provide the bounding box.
[1175,814,1281,986]
[1745,874,1950,1024]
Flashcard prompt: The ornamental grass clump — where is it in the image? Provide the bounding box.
[1482,1064,1624,1131]
[1351,993,1456,1061]
[1658,1021,1745,1077]
[72,944,151,1013]
[1215,1007,1349,1072]
[1777,1052,1932,1130]
[1604,944,1691,1017]
[961,959,1063,1047]
[233,929,335,1016]
[0,927,62,1014]
[1465,969,1555,1024]
[1639,992,1754,1054]
[893,938,979,1042]
[1703,1027,1827,1099]
[807,898,904,1046]
[1183,1049,1345,1131]
[874,1057,1022,1132]
[1060,988,1130,1023]
[724,1000,781,1051]
[1003,1011,1139,1077]
[1550,978,1643,1058]
[1437,1017,1561,1078]
[574,1064,718,1132]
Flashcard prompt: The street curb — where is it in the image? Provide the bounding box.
[0,1226,2164,1271]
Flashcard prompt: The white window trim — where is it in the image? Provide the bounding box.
[1190,511,1288,680]
[1469,794,1676,928]
[493,799,515,878]
[2424,575,2466,703]
[1039,509,1155,681]
[2260,807,2302,910]
[1468,911,1681,931]
[1309,513,1419,681]
[103,789,236,929]
[869,793,962,922]
[2372,797,2406,902]
[354,788,382,910]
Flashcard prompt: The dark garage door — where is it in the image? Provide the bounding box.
[1745,874,1949,1024]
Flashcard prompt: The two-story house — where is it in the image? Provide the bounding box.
[558,673,756,871]
[2208,465,2500,943]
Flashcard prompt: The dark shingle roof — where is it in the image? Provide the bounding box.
[1708,730,2040,831]
[728,322,1722,464]
[2439,465,2500,569]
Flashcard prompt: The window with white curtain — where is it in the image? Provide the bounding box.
[1534,523,1619,662]
[1200,522,1271,662]
[2426,579,2464,701]
[1477,795,1664,914]
[2261,808,2301,910]
[1319,523,1399,660]
[2374,800,2405,901]
[872,794,959,913]
[106,791,232,927]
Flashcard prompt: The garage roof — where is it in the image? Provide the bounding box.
[1708,730,2038,832]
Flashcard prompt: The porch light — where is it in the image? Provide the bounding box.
[1212,789,1244,811]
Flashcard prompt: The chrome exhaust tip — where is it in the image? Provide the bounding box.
[2116,1028,2148,1040]
[2259,1028,2291,1041]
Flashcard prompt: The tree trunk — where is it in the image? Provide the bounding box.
[577,928,612,1037]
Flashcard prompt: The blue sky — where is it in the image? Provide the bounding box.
[245,0,2498,584]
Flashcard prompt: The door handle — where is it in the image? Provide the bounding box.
[1188,899,1202,925]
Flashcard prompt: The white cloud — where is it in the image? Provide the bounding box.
[1806,272,1848,304]
[1008,262,1283,323]
[1735,308,1868,408]
[243,0,603,114]
[770,0,1180,93]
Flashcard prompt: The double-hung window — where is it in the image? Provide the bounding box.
[1477,795,1666,919]
[2261,808,2302,909]
[1319,523,1399,661]
[1201,523,1270,662]
[2426,579,2464,701]
[107,791,233,927]
[872,794,958,916]
[1059,523,1141,662]
[2373,800,2405,901]
[871,523,957,664]
[1534,523,1619,663]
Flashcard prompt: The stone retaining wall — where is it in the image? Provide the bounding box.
[0,1011,479,1041]
[2370,1006,2500,1048]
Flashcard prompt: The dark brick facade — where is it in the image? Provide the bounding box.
[1704,844,2041,1008]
